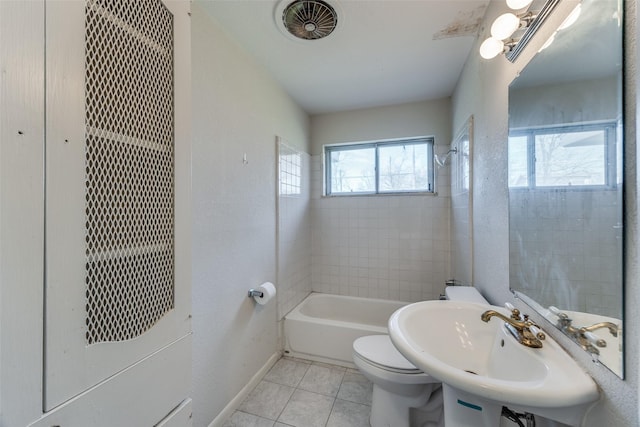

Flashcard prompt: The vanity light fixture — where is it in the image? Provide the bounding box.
[506,0,533,10]
[558,4,582,30]
[479,11,537,59]
[479,37,512,60]
[479,0,562,62]
[540,3,582,53]
[538,32,556,52]
[491,13,528,40]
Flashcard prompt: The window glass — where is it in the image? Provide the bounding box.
[535,130,606,187]
[508,124,613,189]
[325,138,434,196]
[508,135,529,188]
[378,143,429,192]
[328,146,375,194]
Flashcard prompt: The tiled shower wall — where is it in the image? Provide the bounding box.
[277,141,312,319]
[509,189,623,317]
[310,155,451,302]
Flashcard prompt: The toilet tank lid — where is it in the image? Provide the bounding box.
[445,286,488,304]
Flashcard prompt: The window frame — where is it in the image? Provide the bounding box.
[324,137,435,196]
[508,122,619,191]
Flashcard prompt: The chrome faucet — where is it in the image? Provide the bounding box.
[481,309,546,348]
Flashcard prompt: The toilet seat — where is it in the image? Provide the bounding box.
[353,335,422,374]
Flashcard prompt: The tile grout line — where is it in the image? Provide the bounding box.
[273,358,311,426]
[228,357,373,427]
[323,370,350,427]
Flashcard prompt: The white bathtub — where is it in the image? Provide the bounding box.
[283,292,409,367]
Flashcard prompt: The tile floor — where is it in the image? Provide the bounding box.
[222,357,373,427]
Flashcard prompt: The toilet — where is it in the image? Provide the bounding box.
[352,286,488,427]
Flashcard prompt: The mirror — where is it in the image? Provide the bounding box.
[508,0,624,377]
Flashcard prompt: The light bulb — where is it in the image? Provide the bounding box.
[506,0,533,10]
[479,37,505,60]
[538,32,556,52]
[559,4,581,30]
[491,13,521,40]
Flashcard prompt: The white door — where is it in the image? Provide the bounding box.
[44,0,191,410]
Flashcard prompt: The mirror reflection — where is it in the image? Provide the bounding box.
[508,0,624,377]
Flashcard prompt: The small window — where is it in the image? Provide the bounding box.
[508,123,617,189]
[325,137,434,196]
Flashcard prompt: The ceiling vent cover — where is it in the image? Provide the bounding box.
[282,0,338,40]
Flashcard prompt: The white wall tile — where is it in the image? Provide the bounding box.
[277,142,312,320]
[310,155,451,302]
[509,189,622,316]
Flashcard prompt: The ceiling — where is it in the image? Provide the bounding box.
[198,0,491,115]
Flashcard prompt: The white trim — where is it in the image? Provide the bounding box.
[207,351,281,427]
[0,1,46,425]
[28,334,192,427]
[155,398,193,427]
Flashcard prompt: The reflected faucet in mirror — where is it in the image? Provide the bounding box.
[548,306,619,356]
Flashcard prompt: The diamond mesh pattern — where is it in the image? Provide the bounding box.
[84,0,175,344]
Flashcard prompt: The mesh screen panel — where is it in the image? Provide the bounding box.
[84,0,175,344]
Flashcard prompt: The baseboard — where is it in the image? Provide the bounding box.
[283,350,356,369]
[207,351,281,427]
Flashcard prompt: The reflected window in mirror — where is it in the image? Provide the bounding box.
[509,123,618,189]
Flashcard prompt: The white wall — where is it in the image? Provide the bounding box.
[509,77,619,128]
[309,100,452,301]
[191,4,309,426]
[452,1,638,425]
[0,2,45,425]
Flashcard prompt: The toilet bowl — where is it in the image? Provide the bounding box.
[353,334,440,427]
[352,286,488,427]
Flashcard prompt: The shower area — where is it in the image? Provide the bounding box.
[276,138,312,321]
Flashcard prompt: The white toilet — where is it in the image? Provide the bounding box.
[352,286,488,427]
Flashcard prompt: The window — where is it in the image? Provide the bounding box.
[325,137,434,195]
[508,123,618,189]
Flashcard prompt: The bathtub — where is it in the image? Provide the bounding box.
[283,292,409,367]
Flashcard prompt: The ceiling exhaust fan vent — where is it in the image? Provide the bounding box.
[281,0,338,40]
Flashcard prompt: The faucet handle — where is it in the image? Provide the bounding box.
[549,306,569,320]
[549,306,573,329]
[529,324,546,341]
[504,302,522,320]
[580,328,607,348]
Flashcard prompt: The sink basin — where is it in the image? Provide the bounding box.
[389,301,600,426]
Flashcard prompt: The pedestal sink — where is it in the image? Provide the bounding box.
[388,301,599,426]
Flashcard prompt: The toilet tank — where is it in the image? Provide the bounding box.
[445,286,488,305]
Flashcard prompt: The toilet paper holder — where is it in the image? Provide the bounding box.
[248,282,276,305]
[248,289,264,298]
